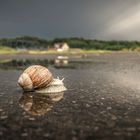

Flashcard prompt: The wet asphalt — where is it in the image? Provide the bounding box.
[1,53,140,140]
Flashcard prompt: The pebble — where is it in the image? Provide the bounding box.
[111,114,117,120]
[72,137,78,140]
[9,101,13,105]
[100,102,104,105]
[24,115,30,118]
[113,132,121,136]
[0,131,3,136]
[85,104,90,108]
[136,118,140,122]
[137,127,140,130]
[107,121,116,128]
[71,130,77,135]
[80,89,84,92]
[29,117,35,121]
[127,132,133,137]
[0,115,8,119]
[107,107,112,110]
[100,111,106,114]
[21,133,28,137]
[94,126,99,131]
[126,127,136,132]
[0,92,4,95]
[72,101,76,104]
[43,133,50,137]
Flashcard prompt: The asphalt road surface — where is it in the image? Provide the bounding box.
[0,53,140,140]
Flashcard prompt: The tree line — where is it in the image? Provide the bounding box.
[0,36,140,51]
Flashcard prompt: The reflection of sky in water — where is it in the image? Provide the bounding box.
[19,92,64,116]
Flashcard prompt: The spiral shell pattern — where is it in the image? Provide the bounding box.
[18,65,53,91]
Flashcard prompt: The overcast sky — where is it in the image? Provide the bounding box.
[0,0,140,40]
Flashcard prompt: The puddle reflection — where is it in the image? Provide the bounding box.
[0,57,95,70]
[0,58,75,69]
[19,92,64,116]
[54,56,69,68]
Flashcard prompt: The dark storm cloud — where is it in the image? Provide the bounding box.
[0,0,140,40]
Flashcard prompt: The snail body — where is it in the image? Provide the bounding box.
[36,78,67,93]
[18,65,67,93]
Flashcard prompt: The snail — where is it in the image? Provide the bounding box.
[18,65,67,93]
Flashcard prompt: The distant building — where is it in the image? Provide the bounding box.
[54,42,70,52]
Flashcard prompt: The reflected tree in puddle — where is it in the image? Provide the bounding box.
[19,92,64,116]
[0,58,76,69]
[0,56,95,70]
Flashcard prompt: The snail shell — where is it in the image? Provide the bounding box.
[18,65,53,91]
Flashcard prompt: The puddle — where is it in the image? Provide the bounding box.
[19,92,64,116]
[0,58,97,70]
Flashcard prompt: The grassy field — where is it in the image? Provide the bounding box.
[0,46,19,54]
[0,45,137,55]
[0,46,113,55]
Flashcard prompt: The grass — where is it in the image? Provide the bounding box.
[28,49,111,55]
[0,46,19,54]
[0,46,139,55]
[80,49,112,54]
[0,59,12,64]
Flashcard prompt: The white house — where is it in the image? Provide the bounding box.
[54,42,70,52]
